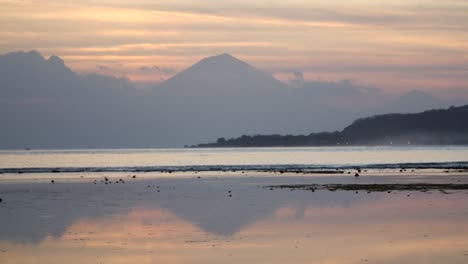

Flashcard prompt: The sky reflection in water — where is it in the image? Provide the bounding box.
[1,178,467,264]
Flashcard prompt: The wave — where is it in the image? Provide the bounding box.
[1,162,467,174]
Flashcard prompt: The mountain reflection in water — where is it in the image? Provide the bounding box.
[0,177,468,263]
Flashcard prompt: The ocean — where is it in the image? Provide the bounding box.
[1,146,468,174]
[1,146,468,263]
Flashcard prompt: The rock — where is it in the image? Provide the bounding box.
[354,173,360,177]
[51,180,55,184]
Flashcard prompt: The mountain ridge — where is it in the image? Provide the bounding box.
[0,50,466,148]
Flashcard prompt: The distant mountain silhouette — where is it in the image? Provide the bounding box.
[157,53,286,94]
[0,50,465,148]
[195,104,468,147]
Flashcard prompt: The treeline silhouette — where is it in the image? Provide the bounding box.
[194,104,468,147]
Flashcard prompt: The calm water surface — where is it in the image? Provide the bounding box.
[1,147,468,263]
[0,177,467,264]
[1,146,468,169]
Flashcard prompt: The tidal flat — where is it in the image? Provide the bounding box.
[1,170,468,263]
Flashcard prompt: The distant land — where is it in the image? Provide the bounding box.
[1,51,467,148]
[193,105,468,147]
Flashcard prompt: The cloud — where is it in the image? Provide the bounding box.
[139,65,174,75]
[2,0,467,93]
[287,70,304,88]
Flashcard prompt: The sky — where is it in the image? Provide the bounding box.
[1,0,468,92]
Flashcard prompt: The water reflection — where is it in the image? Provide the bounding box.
[1,179,468,263]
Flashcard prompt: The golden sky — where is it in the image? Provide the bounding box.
[1,0,468,91]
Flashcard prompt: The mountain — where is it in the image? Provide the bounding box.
[0,51,140,149]
[150,54,377,142]
[1,50,466,148]
[155,53,286,94]
[195,104,468,147]
[0,50,133,99]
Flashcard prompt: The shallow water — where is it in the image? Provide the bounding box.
[1,146,468,172]
[0,176,467,264]
[1,147,468,263]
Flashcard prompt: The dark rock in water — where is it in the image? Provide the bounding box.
[0,198,2,203]
[51,180,55,184]
[354,173,360,177]
[357,168,362,173]
[132,175,136,179]
[104,177,109,182]
[197,176,201,179]
[228,190,232,193]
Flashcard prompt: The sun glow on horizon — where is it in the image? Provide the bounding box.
[1,0,468,91]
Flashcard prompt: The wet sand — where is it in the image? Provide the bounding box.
[1,170,468,263]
